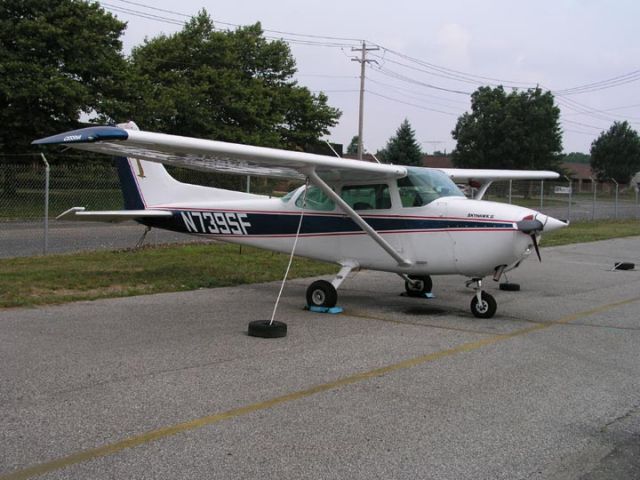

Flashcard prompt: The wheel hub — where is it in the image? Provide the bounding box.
[312,290,326,305]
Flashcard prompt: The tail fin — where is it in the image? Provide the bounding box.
[114,122,258,209]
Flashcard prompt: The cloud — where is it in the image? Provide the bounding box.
[436,23,472,68]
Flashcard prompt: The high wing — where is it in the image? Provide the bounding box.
[33,125,407,183]
[440,168,560,200]
[440,168,560,183]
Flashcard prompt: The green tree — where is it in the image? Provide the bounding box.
[590,121,640,183]
[346,136,359,155]
[451,86,562,170]
[0,0,128,154]
[121,12,340,150]
[379,119,423,166]
[563,152,590,164]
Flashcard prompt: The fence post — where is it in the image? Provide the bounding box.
[41,153,50,254]
[564,175,572,221]
[611,179,619,219]
[246,175,251,193]
[591,177,597,221]
[540,180,544,209]
[508,180,512,204]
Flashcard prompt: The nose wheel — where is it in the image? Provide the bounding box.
[467,278,497,318]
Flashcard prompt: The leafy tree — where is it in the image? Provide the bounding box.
[120,12,340,150]
[346,135,359,155]
[590,121,640,183]
[563,152,590,164]
[451,86,562,170]
[379,119,423,166]
[0,0,128,154]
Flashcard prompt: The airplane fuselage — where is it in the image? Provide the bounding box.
[141,194,548,278]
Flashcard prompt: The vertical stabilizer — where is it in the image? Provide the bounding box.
[114,121,259,209]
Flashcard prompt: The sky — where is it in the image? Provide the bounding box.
[98,0,640,155]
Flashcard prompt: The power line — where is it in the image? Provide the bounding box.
[103,0,640,104]
[367,90,460,116]
[367,78,470,110]
[367,76,471,106]
[553,69,640,95]
[370,53,527,89]
[372,66,472,95]
[376,45,536,88]
[105,0,363,44]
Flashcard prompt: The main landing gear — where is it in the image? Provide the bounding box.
[305,263,356,309]
[466,278,497,318]
[404,275,433,297]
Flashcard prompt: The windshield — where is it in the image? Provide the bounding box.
[397,167,464,207]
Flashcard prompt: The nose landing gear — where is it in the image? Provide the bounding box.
[466,278,497,318]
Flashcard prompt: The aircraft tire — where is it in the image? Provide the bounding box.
[470,292,497,319]
[247,320,287,338]
[405,275,433,297]
[306,280,338,308]
[499,282,520,291]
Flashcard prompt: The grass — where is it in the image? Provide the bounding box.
[0,189,123,220]
[542,219,640,247]
[0,243,337,309]
[2,219,640,309]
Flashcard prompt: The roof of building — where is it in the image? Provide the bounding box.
[562,162,593,180]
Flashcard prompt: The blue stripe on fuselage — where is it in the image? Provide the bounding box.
[141,210,514,236]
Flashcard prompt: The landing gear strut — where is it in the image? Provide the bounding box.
[466,278,497,318]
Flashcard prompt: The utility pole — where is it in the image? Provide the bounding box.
[351,41,379,160]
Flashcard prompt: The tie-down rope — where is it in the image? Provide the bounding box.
[269,177,310,325]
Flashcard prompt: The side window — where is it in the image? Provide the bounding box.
[340,184,391,210]
[295,185,335,211]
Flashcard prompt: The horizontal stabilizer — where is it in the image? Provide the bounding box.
[56,207,172,223]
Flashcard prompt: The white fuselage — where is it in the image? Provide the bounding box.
[151,192,560,278]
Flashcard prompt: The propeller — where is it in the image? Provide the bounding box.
[516,217,544,262]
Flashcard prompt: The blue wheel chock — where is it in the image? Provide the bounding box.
[400,292,436,299]
[305,305,344,314]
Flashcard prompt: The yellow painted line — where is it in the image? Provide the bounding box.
[3,295,640,480]
[347,309,496,335]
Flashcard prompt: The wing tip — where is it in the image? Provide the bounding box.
[32,126,129,146]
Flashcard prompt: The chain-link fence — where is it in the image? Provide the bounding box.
[2,155,639,258]
[0,155,296,258]
[484,178,640,222]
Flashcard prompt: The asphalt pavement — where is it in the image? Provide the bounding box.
[1,237,640,479]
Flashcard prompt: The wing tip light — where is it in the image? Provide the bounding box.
[32,126,129,146]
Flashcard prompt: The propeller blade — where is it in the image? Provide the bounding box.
[531,233,541,262]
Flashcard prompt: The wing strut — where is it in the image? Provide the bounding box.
[308,170,412,267]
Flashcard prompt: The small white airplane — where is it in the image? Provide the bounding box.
[34,121,568,319]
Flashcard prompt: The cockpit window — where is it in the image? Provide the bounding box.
[340,184,391,210]
[294,185,335,211]
[397,167,464,207]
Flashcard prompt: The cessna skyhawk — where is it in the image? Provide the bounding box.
[34,122,568,319]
